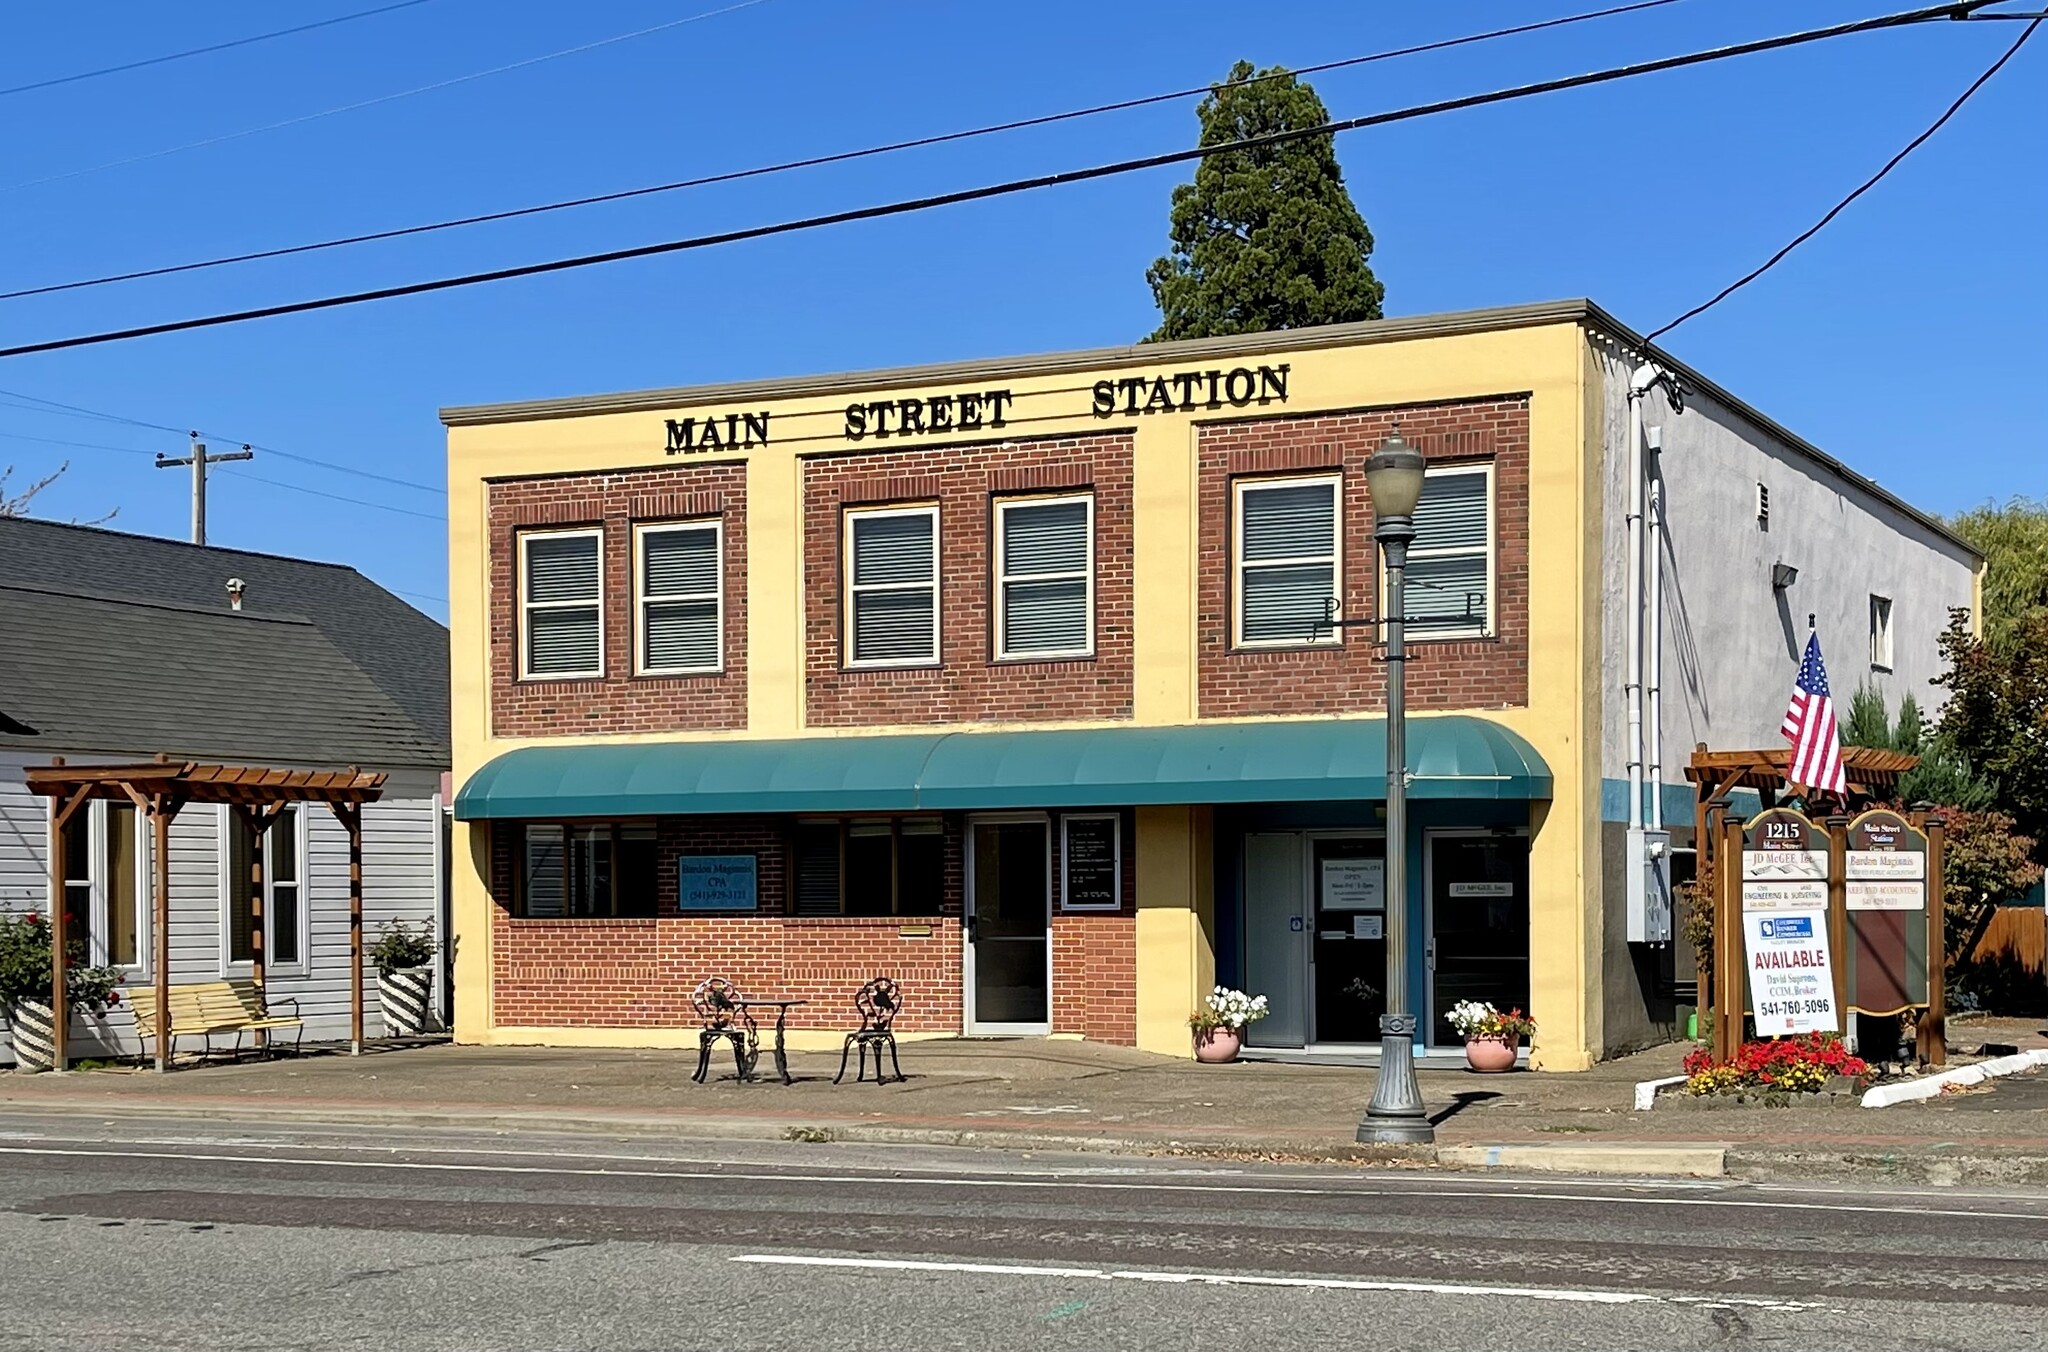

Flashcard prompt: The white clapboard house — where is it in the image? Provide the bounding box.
[0,517,449,1060]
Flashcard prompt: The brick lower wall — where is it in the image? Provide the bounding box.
[1197,398,1530,718]
[485,812,1139,1042]
[487,463,748,736]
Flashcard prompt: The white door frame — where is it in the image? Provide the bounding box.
[962,812,1054,1036]
[1303,829,1383,1050]
[1422,827,1529,1053]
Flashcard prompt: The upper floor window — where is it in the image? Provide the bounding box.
[520,528,603,679]
[995,494,1093,660]
[846,505,939,667]
[1405,464,1494,638]
[1234,473,1341,647]
[1870,594,1894,671]
[636,521,722,675]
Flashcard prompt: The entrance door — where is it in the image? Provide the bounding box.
[1242,834,1306,1046]
[1426,833,1531,1048]
[1310,835,1386,1044]
[965,816,1051,1034]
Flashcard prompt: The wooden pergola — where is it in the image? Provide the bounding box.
[1684,742,1920,882]
[25,757,385,1072]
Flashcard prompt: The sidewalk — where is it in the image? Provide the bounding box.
[5,1017,2048,1185]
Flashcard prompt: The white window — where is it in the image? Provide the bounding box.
[55,801,146,971]
[995,494,1093,660]
[1870,594,1894,671]
[222,806,306,973]
[846,505,939,667]
[1233,474,1341,647]
[519,528,603,679]
[1405,464,1494,638]
[636,521,722,675]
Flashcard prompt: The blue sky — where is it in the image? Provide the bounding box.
[2,1,2041,621]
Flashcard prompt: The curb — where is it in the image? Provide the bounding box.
[1439,1141,1728,1178]
[1861,1051,2048,1108]
[1726,1145,2048,1188]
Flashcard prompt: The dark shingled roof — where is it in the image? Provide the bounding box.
[0,518,447,770]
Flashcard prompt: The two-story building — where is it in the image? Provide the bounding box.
[442,299,1978,1069]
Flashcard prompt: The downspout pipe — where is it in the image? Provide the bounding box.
[1626,361,1672,833]
[1646,433,1665,833]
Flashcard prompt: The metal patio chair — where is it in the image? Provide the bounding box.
[690,977,758,1083]
[834,977,905,1085]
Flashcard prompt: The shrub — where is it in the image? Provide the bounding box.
[0,910,125,1016]
[369,919,436,977]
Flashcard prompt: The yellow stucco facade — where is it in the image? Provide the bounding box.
[444,304,1612,1067]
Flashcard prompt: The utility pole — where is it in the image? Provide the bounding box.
[154,433,252,546]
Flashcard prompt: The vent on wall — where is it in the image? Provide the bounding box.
[1756,483,1771,530]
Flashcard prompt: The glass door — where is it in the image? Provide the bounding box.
[965,817,1051,1034]
[1309,835,1386,1045]
[1426,833,1531,1048]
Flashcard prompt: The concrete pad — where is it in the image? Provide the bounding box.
[1439,1141,1728,1178]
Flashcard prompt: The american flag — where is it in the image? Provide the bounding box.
[1781,631,1846,797]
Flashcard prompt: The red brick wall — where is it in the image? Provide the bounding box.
[1197,398,1530,718]
[803,432,1135,726]
[487,463,747,736]
[485,812,1139,1043]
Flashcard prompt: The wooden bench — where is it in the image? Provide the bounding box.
[130,981,304,1061]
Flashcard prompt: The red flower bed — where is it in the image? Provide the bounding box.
[1683,1033,1868,1095]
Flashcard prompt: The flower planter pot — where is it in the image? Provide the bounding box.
[1463,1034,1519,1073]
[1193,1026,1243,1064]
[377,968,434,1038]
[8,1000,57,1073]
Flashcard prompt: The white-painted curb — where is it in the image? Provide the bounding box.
[1861,1047,2048,1108]
[1634,1075,1687,1111]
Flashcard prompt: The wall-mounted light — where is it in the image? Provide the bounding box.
[1771,562,1799,591]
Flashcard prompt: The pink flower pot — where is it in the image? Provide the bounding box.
[1194,1026,1243,1064]
[1464,1035,1519,1073]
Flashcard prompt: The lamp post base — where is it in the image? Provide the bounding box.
[1357,1013,1435,1145]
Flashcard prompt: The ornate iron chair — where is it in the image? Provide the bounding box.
[691,977,758,1083]
[834,977,905,1085]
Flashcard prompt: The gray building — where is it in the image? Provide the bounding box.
[0,518,451,1058]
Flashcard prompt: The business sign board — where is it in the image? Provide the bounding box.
[677,855,758,912]
[1740,809,1838,1033]
[1843,809,1930,1014]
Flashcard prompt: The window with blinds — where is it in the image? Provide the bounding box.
[1234,474,1341,647]
[517,822,658,917]
[792,817,945,916]
[520,529,604,679]
[636,521,721,674]
[996,494,1093,660]
[846,505,939,667]
[1405,465,1493,637]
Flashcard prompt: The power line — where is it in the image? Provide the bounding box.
[0,0,442,99]
[0,0,1686,303]
[0,425,448,521]
[1647,13,2041,342]
[0,2,1998,363]
[1,0,777,194]
[0,384,443,494]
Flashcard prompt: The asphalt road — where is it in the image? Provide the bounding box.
[0,1110,2044,1351]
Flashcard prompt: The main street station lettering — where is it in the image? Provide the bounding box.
[1092,364,1289,418]
[666,411,770,454]
[845,388,1013,441]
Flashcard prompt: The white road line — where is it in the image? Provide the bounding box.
[729,1254,1836,1311]
[0,1143,2043,1220]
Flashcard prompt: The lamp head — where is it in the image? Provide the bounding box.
[1366,425,1427,522]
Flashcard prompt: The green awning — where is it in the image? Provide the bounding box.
[455,718,1549,820]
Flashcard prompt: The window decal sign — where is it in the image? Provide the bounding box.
[678,855,757,912]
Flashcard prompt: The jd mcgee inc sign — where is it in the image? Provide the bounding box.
[663,363,1292,454]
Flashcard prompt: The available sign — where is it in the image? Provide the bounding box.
[1743,910,1840,1036]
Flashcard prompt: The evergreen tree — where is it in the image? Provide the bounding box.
[1145,62,1383,342]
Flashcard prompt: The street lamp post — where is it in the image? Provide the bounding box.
[1358,426,1433,1146]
